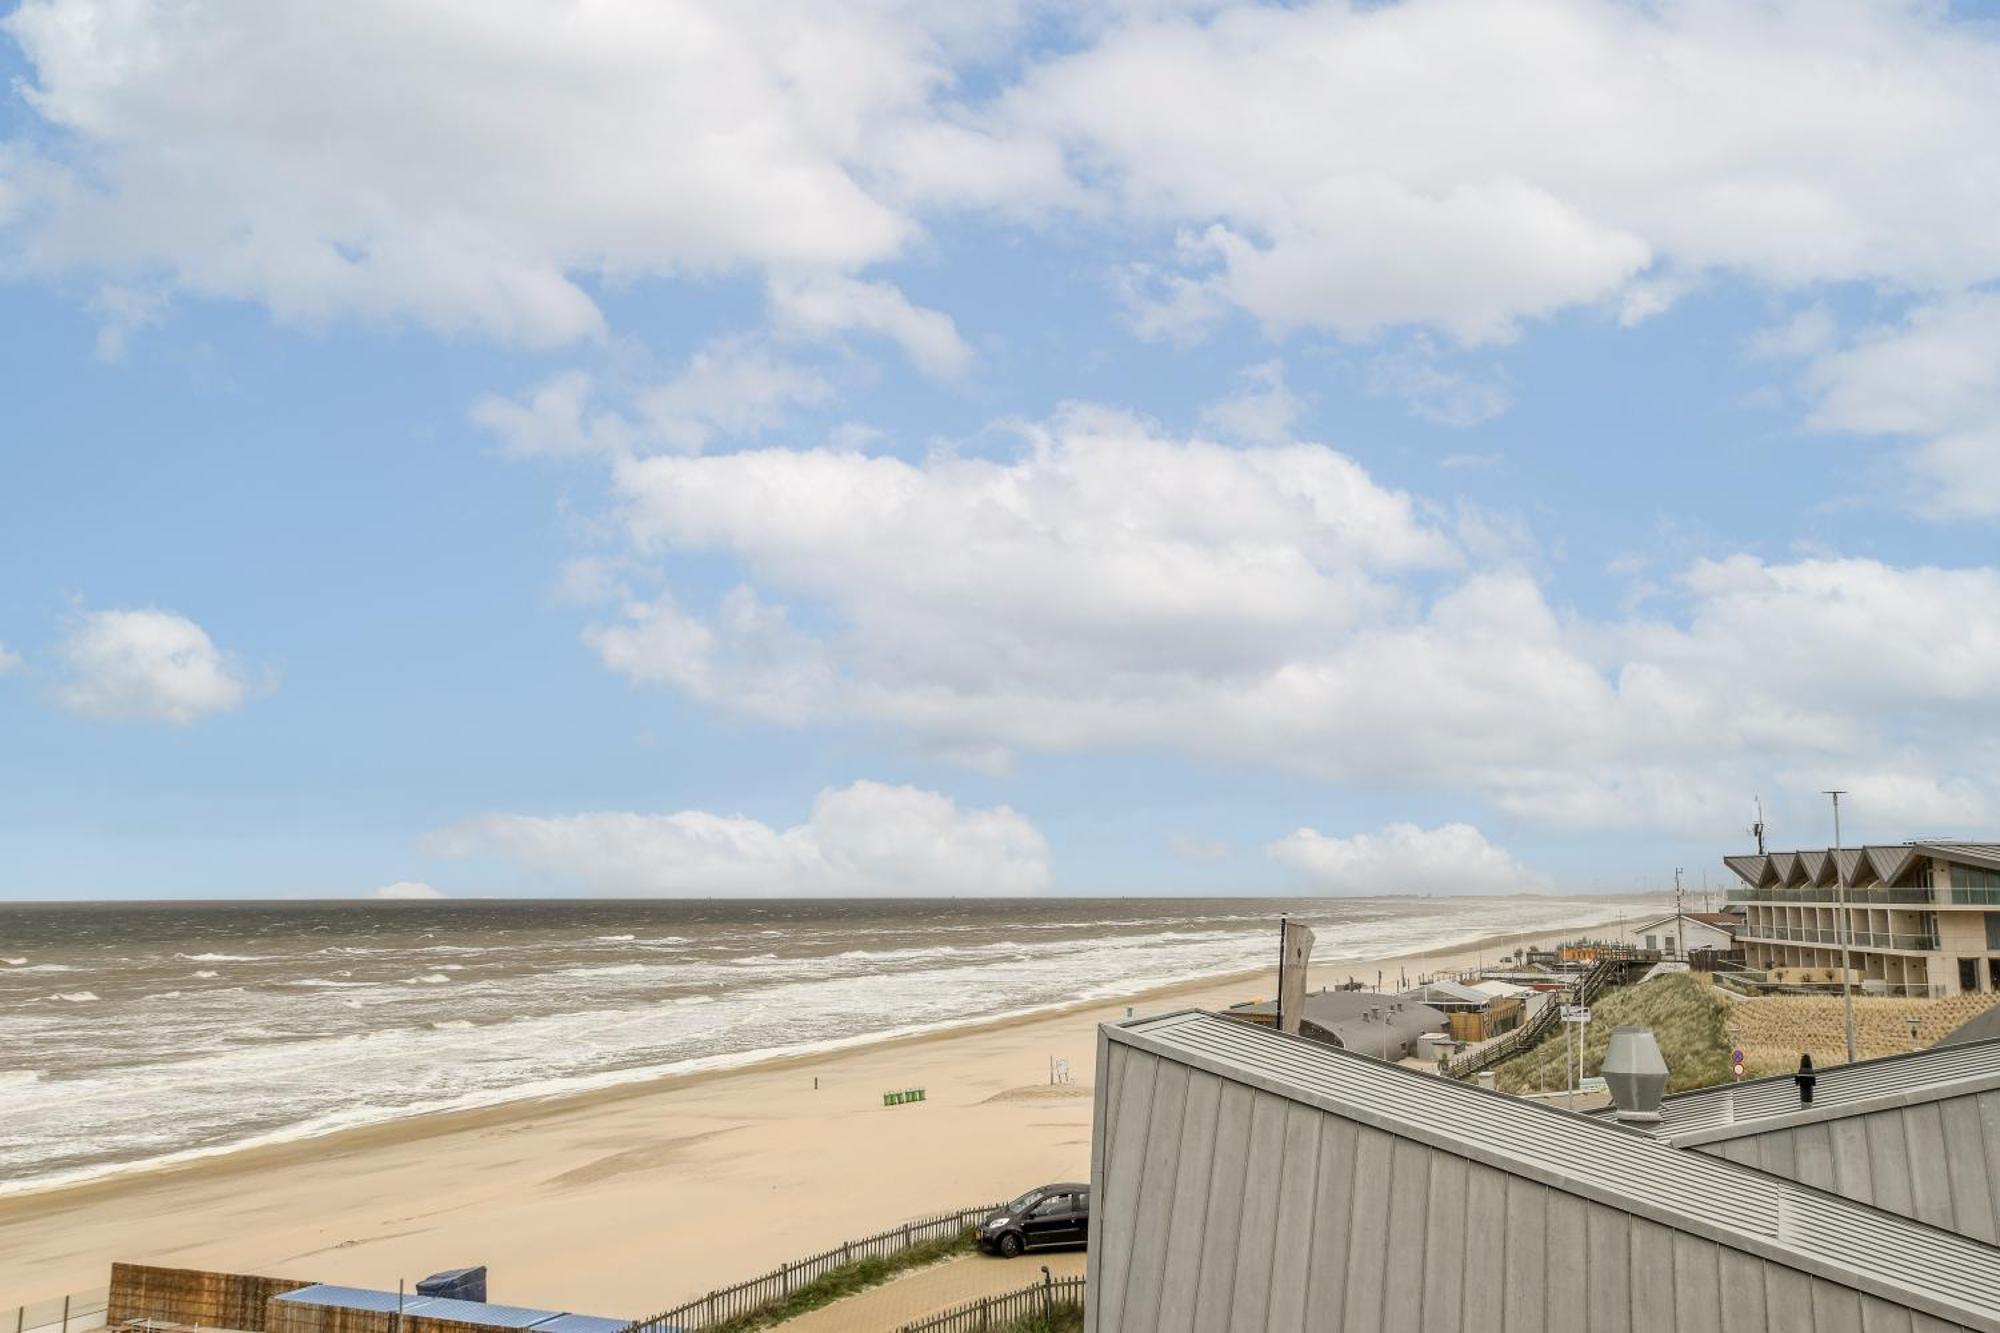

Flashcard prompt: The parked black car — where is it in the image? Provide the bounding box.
[976,1182,1090,1258]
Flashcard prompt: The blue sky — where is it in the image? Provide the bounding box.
[3,0,1999,900]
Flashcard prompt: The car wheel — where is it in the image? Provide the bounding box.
[998,1231,1024,1258]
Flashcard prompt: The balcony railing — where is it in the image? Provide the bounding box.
[1729,886,1935,904]
[1738,924,1938,951]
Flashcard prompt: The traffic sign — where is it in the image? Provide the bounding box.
[1731,1048,1744,1064]
[1561,1005,1591,1024]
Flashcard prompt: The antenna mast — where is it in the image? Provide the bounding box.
[1750,796,1766,855]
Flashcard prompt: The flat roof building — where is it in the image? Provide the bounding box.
[1087,1009,2000,1331]
[1220,990,1447,1061]
[1725,840,2000,996]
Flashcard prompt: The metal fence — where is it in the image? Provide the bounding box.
[622,1202,1002,1332]
[8,1289,109,1333]
[898,1276,1086,1333]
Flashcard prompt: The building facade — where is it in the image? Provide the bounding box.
[1613,911,1740,960]
[1724,840,2000,996]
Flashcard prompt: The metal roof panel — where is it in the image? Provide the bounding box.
[1108,1010,2000,1327]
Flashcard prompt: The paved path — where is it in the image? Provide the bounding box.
[777,1250,1086,1332]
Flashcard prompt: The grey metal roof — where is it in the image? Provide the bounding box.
[410,1300,563,1330]
[1110,1009,2000,1328]
[273,1287,629,1332]
[532,1304,632,1328]
[276,1287,414,1313]
[1586,1035,2000,1143]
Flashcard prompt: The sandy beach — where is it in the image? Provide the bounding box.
[0,917,1615,1315]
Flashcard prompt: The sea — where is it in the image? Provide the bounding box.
[0,895,1644,1195]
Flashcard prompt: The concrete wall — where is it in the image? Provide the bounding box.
[1695,1088,2000,1245]
[1086,1042,1979,1333]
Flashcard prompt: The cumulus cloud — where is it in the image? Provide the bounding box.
[52,609,252,724]
[768,274,972,378]
[995,0,2000,342]
[371,881,445,900]
[1268,822,1549,896]
[14,0,2000,366]
[1796,292,2000,518]
[0,0,999,344]
[426,780,1050,896]
[534,398,2000,836]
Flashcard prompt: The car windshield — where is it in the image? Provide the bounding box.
[1003,1190,1043,1213]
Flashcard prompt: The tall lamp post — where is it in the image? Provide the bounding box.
[1825,789,1857,1063]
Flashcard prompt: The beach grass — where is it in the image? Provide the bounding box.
[717,1227,977,1329]
[995,1300,1084,1331]
[1494,972,1732,1094]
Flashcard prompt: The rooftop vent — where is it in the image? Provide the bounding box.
[1603,1026,1669,1122]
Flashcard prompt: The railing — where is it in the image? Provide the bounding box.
[899,1275,1086,1332]
[623,1203,1002,1332]
[1443,954,1636,1080]
[1739,925,1937,951]
[6,1290,109,1333]
[1730,887,1934,904]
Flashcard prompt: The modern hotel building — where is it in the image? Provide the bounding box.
[1724,840,2000,996]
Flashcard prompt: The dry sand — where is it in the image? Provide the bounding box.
[0,918,1615,1315]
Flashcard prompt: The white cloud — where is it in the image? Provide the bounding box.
[0,643,20,674]
[17,1,2000,363]
[1798,292,2000,518]
[991,0,2000,341]
[1,1,992,344]
[426,780,1050,896]
[1198,360,1301,444]
[371,881,445,900]
[1267,822,1549,896]
[473,340,836,461]
[768,274,972,378]
[552,400,2000,835]
[52,609,252,724]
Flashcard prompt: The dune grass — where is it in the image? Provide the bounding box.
[714,1228,977,1330]
[1494,972,1733,1095]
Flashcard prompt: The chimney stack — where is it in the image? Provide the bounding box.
[1796,1053,1817,1107]
[1603,1026,1669,1122]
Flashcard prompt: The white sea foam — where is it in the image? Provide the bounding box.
[193,970,220,979]
[0,1070,44,1088]
[49,992,99,1003]
[0,896,1646,1200]
[280,978,377,988]
[21,964,75,973]
[563,964,647,977]
[593,934,637,942]
[177,953,269,962]
[2,957,25,966]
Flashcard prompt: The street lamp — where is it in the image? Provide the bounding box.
[1825,790,1856,1063]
